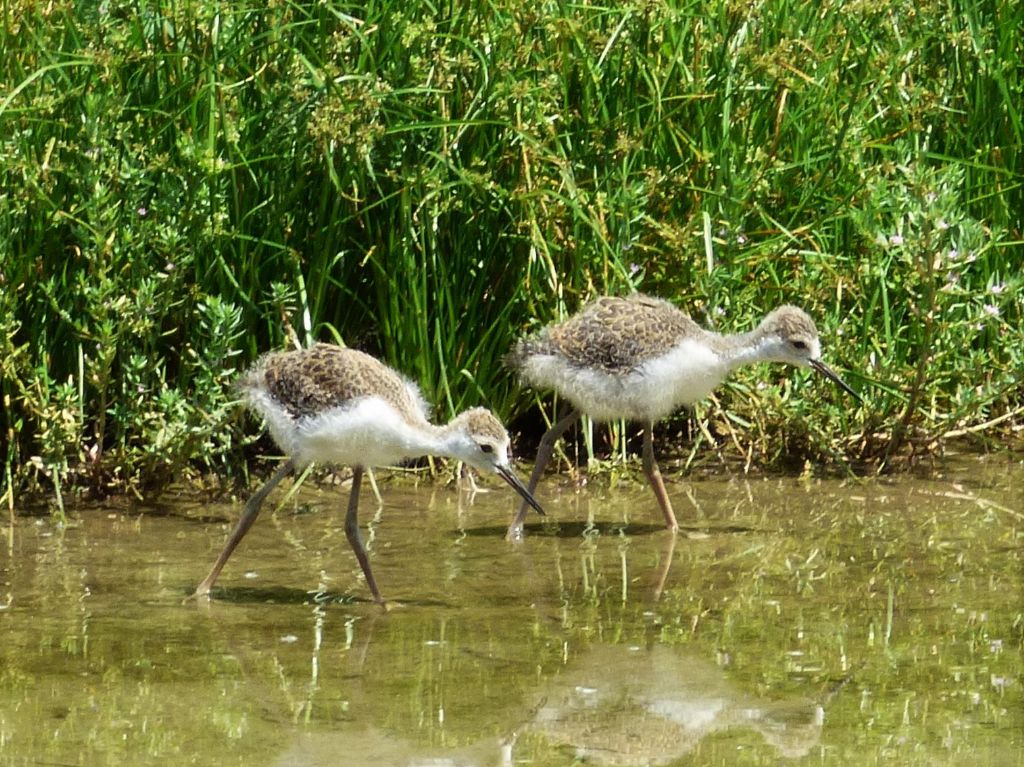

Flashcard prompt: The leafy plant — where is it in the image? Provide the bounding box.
[0,0,1020,506]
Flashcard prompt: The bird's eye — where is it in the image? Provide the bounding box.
[791,340,808,350]
[479,443,494,454]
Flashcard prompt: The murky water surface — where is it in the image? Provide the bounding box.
[1,457,1021,766]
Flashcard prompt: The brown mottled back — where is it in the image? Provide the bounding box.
[509,294,704,373]
[239,344,427,423]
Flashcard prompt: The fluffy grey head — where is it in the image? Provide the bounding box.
[756,305,823,365]
[444,407,545,516]
[755,306,860,399]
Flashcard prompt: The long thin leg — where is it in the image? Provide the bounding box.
[506,406,581,541]
[195,459,295,596]
[642,423,678,532]
[343,466,384,604]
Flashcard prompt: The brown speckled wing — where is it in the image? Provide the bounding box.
[536,295,702,373]
[244,345,422,421]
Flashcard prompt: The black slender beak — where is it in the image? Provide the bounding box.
[809,358,861,402]
[495,464,545,516]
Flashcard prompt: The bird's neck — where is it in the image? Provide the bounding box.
[386,417,450,460]
[420,420,468,461]
[710,326,774,371]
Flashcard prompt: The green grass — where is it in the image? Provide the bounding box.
[1,0,1021,504]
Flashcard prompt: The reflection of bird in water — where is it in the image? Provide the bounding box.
[272,642,832,767]
[518,644,824,764]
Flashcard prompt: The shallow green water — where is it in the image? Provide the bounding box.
[1,457,1021,766]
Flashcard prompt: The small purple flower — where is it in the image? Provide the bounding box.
[137,206,148,217]
[888,234,904,246]
[983,304,1000,318]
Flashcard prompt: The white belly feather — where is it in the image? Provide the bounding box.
[249,392,434,468]
[521,339,729,422]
